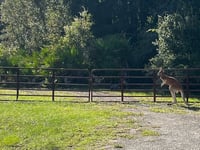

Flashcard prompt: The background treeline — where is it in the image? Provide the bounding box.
[0,0,200,69]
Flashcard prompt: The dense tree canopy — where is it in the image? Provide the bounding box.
[0,0,70,52]
[0,0,200,69]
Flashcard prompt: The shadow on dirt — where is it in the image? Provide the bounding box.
[181,104,200,111]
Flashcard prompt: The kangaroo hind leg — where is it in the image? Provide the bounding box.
[169,87,177,104]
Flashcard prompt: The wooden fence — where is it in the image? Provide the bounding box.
[0,67,200,102]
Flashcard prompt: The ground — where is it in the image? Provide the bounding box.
[109,103,200,150]
[71,92,200,150]
[73,91,200,149]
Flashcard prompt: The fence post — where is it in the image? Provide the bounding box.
[153,70,157,102]
[16,68,20,101]
[120,70,125,102]
[88,71,92,102]
[90,71,94,102]
[52,70,55,102]
[186,70,190,103]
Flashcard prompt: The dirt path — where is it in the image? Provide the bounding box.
[71,91,200,150]
[113,103,200,150]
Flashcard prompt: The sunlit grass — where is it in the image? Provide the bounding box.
[0,89,199,149]
[141,129,160,136]
[1,89,199,104]
[0,89,17,101]
[150,106,187,114]
[0,89,84,102]
[0,101,138,149]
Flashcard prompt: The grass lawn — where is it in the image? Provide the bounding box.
[0,100,137,149]
[0,89,199,149]
[0,89,82,102]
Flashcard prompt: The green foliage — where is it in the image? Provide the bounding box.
[0,44,12,66]
[149,14,183,68]
[39,9,94,68]
[63,8,94,67]
[0,8,94,69]
[131,30,156,68]
[149,12,200,68]
[0,0,200,69]
[0,0,70,52]
[45,0,71,43]
[90,34,133,68]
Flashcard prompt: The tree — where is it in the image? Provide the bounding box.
[1,0,200,69]
[62,8,94,67]
[149,14,182,68]
[0,0,70,53]
[90,34,133,68]
[29,9,94,69]
[148,12,198,68]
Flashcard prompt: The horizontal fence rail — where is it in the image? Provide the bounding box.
[0,67,90,102]
[0,67,200,102]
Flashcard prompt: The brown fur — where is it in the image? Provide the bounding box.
[157,68,187,104]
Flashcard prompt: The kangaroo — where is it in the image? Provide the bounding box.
[157,67,187,105]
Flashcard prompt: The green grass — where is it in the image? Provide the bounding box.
[141,129,160,136]
[0,101,137,149]
[0,89,17,101]
[1,89,200,103]
[150,106,187,114]
[0,90,199,149]
[0,89,83,102]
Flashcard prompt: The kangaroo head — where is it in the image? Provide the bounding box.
[157,67,164,77]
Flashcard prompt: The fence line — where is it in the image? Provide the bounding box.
[0,67,200,102]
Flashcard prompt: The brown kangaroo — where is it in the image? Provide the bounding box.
[157,67,187,105]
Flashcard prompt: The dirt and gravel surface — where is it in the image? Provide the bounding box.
[116,104,200,150]
[111,103,200,150]
[72,91,200,150]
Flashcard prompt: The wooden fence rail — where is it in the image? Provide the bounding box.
[0,67,200,102]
